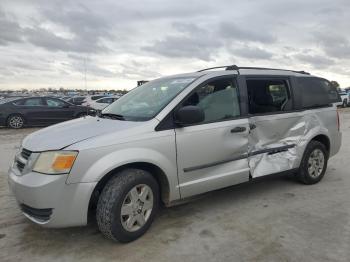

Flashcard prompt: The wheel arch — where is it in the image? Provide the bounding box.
[310,134,330,153]
[88,162,171,216]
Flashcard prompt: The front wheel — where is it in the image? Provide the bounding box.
[96,169,159,242]
[7,114,25,129]
[296,141,328,185]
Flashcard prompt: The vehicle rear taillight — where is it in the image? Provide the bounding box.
[336,109,340,131]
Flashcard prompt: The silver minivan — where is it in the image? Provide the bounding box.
[8,66,342,242]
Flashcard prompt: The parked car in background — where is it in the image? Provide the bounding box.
[89,96,119,111]
[0,96,95,128]
[336,92,349,107]
[81,95,108,107]
[60,96,72,101]
[66,96,86,105]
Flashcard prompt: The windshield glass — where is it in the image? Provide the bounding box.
[0,97,21,104]
[102,76,197,121]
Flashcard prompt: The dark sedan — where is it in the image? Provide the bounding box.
[0,96,95,128]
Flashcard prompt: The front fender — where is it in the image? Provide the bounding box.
[67,147,180,202]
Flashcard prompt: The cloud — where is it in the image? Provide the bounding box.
[233,46,274,60]
[142,23,222,61]
[314,32,350,59]
[295,53,335,69]
[0,8,23,45]
[219,22,276,44]
[24,26,109,53]
[0,0,350,90]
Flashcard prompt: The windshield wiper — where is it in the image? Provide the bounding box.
[100,113,125,120]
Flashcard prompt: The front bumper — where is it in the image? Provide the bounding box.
[8,167,97,228]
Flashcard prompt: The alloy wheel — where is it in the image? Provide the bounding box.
[9,116,24,128]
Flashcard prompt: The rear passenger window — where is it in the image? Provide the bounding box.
[298,78,340,108]
[183,78,240,123]
[247,79,291,114]
[22,98,43,106]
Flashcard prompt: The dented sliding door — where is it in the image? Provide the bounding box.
[248,113,305,178]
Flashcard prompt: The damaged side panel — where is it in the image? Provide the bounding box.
[248,109,333,178]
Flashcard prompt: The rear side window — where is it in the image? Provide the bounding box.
[298,78,340,108]
[15,98,43,106]
[247,79,291,114]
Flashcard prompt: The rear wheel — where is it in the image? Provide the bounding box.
[296,141,328,185]
[342,99,348,108]
[7,114,25,129]
[96,169,159,242]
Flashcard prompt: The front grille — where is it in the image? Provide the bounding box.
[20,204,53,222]
[16,148,32,173]
[16,161,25,172]
[21,148,32,160]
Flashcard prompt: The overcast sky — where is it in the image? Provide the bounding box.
[0,0,350,90]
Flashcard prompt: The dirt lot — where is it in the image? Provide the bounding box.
[1,111,350,262]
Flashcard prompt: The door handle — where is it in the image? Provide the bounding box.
[230,126,247,133]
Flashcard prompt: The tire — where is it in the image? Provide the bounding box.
[342,99,348,108]
[7,114,25,129]
[96,169,159,243]
[296,141,328,185]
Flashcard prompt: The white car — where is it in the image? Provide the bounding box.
[81,95,108,107]
[337,92,349,107]
[89,96,119,111]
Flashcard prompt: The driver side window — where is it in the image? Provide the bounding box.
[183,78,240,124]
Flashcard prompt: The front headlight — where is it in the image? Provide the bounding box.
[32,151,78,175]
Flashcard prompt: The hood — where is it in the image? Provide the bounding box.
[22,116,145,151]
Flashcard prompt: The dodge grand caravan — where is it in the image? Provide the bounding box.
[8,66,342,242]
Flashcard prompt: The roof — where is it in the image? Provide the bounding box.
[161,66,316,81]
[197,65,314,77]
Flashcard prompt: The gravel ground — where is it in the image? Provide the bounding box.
[0,110,349,262]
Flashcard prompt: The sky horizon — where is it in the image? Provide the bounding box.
[1,0,350,91]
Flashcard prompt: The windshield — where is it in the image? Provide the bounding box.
[0,97,21,104]
[102,76,197,121]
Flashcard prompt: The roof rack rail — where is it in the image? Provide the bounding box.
[197,65,238,72]
[197,65,310,75]
[238,67,310,75]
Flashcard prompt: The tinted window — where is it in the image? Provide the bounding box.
[247,79,290,114]
[74,97,85,102]
[18,98,43,106]
[46,98,66,107]
[182,78,240,123]
[298,78,340,108]
[97,98,111,103]
[92,95,106,101]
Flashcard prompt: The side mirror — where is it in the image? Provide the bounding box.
[62,104,70,108]
[175,105,205,126]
